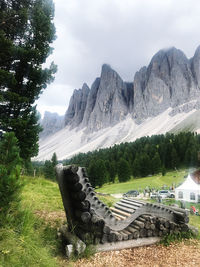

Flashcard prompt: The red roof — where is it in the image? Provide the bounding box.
[191,170,200,184]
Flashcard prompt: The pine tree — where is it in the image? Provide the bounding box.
[51,152,58,167]
[108,161,116,183]
[151,152,162,174]
[88,159,108,188]
[171,147,179,169]
[43,152,57,180]
[118,158,131,182]
[0,132,22,215]
[0,0,56,160]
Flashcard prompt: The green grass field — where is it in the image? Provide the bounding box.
[97,169,187,194]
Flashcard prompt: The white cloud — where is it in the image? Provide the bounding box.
[37,0,200,116]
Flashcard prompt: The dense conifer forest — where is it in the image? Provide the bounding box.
[65,132,200,187]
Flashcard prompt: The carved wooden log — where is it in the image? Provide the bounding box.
[132,219,145,229]
[75,210,91,223]
[66,174,80,184]
[115,231,123,241]
[179,223,189,232]
[137,217,146,223]
[69,182,83,192]
[73,200,90,211]
[123,229,134,240]
[164,220,170,229]
[108,231,117,242]
[126,226,140,239]
[119,231,128,241]
[72,191,86,201]
[144,221,151,229]
[141,215,156,223]
[139,228,147,238]
[101,234,108,244]
[103,225,111,234]
[150,223,156,230]
[169,221,176,230]
[147,229,153,237]
[173,211,189,223]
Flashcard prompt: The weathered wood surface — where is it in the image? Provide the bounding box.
[56,164,193,247]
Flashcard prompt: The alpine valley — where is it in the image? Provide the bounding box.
[37,46,200,161]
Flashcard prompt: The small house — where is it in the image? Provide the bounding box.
[175,170,200,203]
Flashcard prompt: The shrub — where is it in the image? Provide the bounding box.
[0,132,22,217]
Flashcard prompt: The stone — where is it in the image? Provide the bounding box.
[64,83,90,128]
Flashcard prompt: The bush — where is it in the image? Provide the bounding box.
[0,132,22,217]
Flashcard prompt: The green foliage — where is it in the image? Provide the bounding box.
[0,206,60,267]
[0,0,57,161]
[160,231,195,247]
[151,152,162,174]
[108,161,116,183]
[88,159,108,187]
[118,158,131,182]
[0,132,22,216]
[43,153,58,180]
[66,132,200,179]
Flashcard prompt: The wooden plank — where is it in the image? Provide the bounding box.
[115,202,136,212]
[110,207,130,217]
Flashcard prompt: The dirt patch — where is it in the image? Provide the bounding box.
[34,210,66,227]
[70,239,200,267]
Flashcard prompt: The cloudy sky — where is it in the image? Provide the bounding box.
[36,0,200,117]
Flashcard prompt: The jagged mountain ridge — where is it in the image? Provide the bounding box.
[64,46,200,129]
[37,45,200,160]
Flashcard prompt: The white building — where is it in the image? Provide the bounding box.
[175,173,200,203]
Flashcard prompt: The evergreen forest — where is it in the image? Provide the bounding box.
[65,132,200,187]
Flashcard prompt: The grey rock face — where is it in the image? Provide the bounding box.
[133,47,198,121]
[86,64,129,131]
[64,83,90,128]
[82,78,100,127]
[40,111,64,139]
[191,45,200,88]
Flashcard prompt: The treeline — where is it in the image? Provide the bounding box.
[65,132,200,187]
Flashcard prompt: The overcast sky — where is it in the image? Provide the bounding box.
[36,0,200,117]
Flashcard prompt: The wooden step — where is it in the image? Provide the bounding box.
[114,203,134,214]
[110,207,130,217]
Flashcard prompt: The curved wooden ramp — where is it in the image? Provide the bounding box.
[56,164,189,245]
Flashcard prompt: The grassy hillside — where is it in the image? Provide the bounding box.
[97,169,187,194]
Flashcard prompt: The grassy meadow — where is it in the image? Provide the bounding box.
[97,169,187,194]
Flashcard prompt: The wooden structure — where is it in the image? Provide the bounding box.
[56,164,190,246]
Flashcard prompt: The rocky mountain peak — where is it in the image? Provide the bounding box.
[85,63,130,131]
[40,111,64,139]
[64,83,90,128]
[41,45,200,139]
[191,45,200,88]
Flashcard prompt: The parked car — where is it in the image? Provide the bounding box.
[150,192,158,199]
[158,190,171,199]
[169,190,175,198]
[123,190,139,197]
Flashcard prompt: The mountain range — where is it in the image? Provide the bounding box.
[37,46,200,161]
